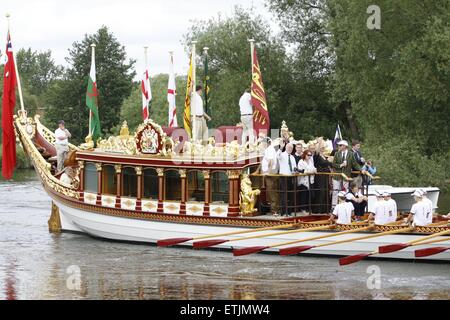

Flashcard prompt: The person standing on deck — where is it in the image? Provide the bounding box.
[277,142,296,216]
[330,191,355,225]
[192,85,211,144]
[261,138,280,216]
[297,150,317,215]
[331,140,364,208]
[55,120,71,173]
[406,190,433,226]
[293,142,304,166]
[383,192,398,223]
[239,88,254,145]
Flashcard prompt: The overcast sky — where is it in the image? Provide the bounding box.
[1,0,279,78]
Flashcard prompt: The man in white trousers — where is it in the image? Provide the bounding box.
[239,88,254,145]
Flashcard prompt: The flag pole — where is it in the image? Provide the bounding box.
[168,50,176,127]
[144,46,149,120]
[6,14,26,119]
[203,46,209,115]
[191,41,197,142]
[89,43,96,136]
[248,39,255,73]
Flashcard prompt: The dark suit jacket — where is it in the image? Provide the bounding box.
[332,150,362,179]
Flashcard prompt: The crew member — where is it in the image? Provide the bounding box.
[55,120,71,173]
[331,191,355,225]
[406,190,433,226]
[192,85,211,144]
[369,191,389,225]
[383,192,398,224]
[239,88,254,145]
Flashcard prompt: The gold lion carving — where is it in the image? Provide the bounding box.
[239,174,261,216]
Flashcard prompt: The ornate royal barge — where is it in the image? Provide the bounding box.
[14,113,450,264]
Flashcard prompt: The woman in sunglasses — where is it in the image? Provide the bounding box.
[297,150,317,215]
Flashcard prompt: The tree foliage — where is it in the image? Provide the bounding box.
[117,74,187,133]
[44,26,135,144]
[267,0,450,190]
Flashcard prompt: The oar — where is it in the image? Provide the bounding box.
[340,228,450,266]
[232,225,373,257]
[415,237,450,258]
[378,229,450,254]
[193,224,333,249]
[157,222,323,247]
[280,226,414,259]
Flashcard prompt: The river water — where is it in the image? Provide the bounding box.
[0,170,449,300]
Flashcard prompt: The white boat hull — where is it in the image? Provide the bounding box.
[54,199,450,262]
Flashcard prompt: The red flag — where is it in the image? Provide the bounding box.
[2,31,17,180]
[251,47,270,136]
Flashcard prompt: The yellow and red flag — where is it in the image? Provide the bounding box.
[251,46,270,136]
[183,52,194,137]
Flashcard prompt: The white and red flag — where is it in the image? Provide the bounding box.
[167,53,178,127]
[1,31,17,180]
[141,65,152,121]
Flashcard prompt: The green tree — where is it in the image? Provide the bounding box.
[183,7,291,133]
[44,26,135,144]
[118,74,187,133]
[16,48,63,96]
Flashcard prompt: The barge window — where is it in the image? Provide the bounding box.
[211,172,229,203]
[102,165,117,195]
[143,169,158,200]
[84,163,98,193]
[165,170,181,201]
[122,167,137,198]
[187,171,205,202]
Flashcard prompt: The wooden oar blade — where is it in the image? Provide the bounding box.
[193,239,229,249]
[157,238,192,247]
[339,253,372,266]
[279,246,314,256]
[378,243,410,254]
[415,247,450,258]
[233,246,270,257]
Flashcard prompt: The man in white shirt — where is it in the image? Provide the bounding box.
[420,189,434,215]
[383,192,398,223]
[55,120,71,173]
[277,142,295,216]
[239,88,254,145]
[407,190,432,227]
[192,85,211,144]
[369,191,389,225]
[261,138,280,216]
[331,191,355,225]
[277,142,295,175]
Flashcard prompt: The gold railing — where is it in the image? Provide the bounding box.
[14,116,79,199]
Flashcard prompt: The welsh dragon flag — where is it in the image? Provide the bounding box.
[86,47,101,142]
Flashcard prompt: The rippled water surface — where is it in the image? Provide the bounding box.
[0,170,449,300]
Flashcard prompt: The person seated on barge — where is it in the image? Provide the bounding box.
[330,191,355,225]
[406,190,433,227]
